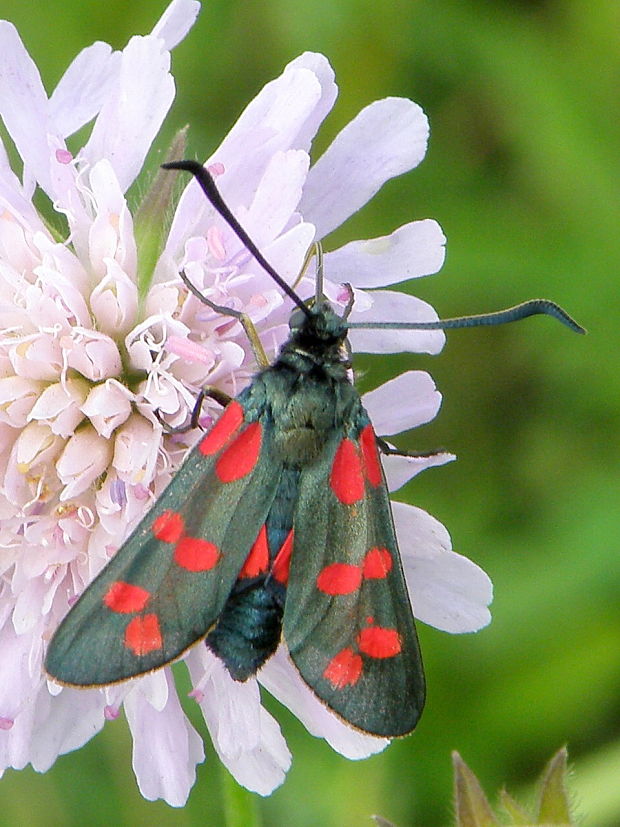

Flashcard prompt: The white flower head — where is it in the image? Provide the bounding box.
[0,1,491,805]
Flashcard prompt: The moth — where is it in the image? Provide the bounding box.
[45,161,583,736]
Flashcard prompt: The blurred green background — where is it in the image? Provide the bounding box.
[1,1,618,825]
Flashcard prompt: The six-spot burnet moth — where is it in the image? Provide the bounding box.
[44,160,585,737]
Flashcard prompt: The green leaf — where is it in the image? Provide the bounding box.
[452,751,500,827]
[535,746,574,825]
[134,127,188,300]
[499,789,530,824]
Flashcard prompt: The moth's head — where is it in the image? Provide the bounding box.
[288,301,349,348]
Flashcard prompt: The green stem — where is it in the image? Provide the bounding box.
[220,766,261,827]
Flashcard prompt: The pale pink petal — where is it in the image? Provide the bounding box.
[61,330,122,382]
[362,371,442,436]
[216,706,291,796]
[258,220,317,287]
[0,696,36,771]
[260,649,389,759]
[81,380,133,438]
[30,687,105,772]
[151,0,201,50]
[392,502,493,633]
[4,432,60,508]
[241,150,310,249]
[95,474,153,537]
[189,655,263,755]
[300,98,429,238]
[27,378,88,438]
[187,652,291,796]
[288,52,338,149]
[90,259,139,336]
[87,160,137,277]
[56,426,113,499]
[9,333,62,382]
[324,220,446,288]
[112,414,160,487]
[0,141,42,226]
[0,377,44,428]
[124,672,205,807]
[0,624,41,721]
[208,66,322,205]
[14,422,62,474]
[383,451,455,492]
[144,280,182,319]
[166,60,327,254]
[0,22,55,197]
[49,42,119,137]
[83,36,174,192]
[348,290,445,355]
[33,234,91,312]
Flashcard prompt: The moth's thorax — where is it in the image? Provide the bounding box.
[256,305,361,467]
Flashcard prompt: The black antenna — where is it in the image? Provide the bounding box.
[162,160,312,319]
[347,300,585,335]
[164,160,584,337]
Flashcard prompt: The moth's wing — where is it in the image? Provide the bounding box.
[45,398,281,686]
[284,421,425,737]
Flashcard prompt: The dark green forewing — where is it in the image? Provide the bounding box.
[45,396,281,686]
[284,419,425,737]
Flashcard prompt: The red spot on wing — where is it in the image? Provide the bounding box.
[323,648,363,689]
[239,524,269,578]
[272,529,294,584]
[216,422,262,483]
[360,424,382,487]
[199,400,244,456]
[316,563,362,595]
[152,510,184,543]
[357,625,402,659]
[124,614,163,655]
[362,547,393,579]
[174,537,220,571]
[330,438,364,505]
[104,581,151,614]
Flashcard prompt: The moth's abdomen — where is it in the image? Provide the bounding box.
[205,582,283,681]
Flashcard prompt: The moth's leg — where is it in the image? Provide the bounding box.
[340,282,355,321]
[376,436,448,460]
[156,386,233,434]
[292,241,322,292]
[189,386,233,429]
[179,270,269,368]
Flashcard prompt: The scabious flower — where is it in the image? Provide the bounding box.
[0,0,492,807]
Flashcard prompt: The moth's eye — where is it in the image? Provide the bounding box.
[288,308,307,331]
